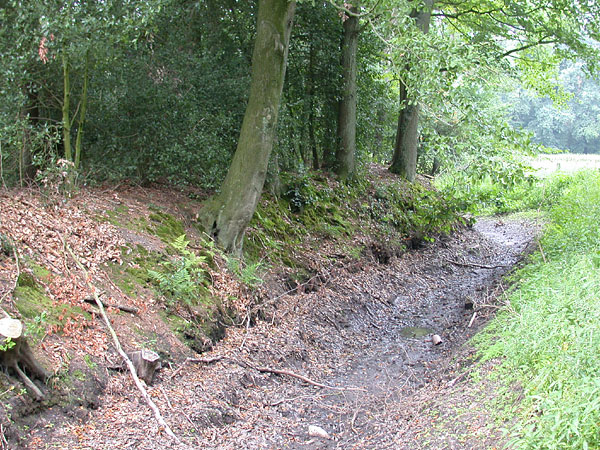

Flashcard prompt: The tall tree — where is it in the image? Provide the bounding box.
[335,4,360,180]
[389,0,434,181]
[199,0,296,254]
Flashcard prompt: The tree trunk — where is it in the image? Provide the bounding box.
[389,0,434,182]
[74,49,90,170]
[62,53,72,162]
[199,0,296,254]
[335,4,359,180]
[307,39,319,170]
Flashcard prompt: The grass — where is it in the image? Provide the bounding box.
[473,170,600,449]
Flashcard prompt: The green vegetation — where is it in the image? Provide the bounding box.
[474,171,600,449]
[148,234,209,307]
[245,172,462,267]
[13,269,87,340]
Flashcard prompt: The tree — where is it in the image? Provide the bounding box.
[389,0,434,181]
[199,0,296,254]
[335,4,360,180]
[386,0,600,181]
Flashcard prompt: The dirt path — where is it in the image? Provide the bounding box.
[33,217,539,450]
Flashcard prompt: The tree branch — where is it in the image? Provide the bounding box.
[499,38,558,58]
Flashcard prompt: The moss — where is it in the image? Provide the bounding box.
[16,272,38,288]
[28,261,51,281]
[14,285,87,330]
[107,245,164,296]
[103,204,130,227]
[147,208,186,243]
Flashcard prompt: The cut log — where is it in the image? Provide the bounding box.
[0,317,50,400]
[129,349,160,385]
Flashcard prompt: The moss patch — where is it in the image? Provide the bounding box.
[147,207,186,243]
[14,283,87,337]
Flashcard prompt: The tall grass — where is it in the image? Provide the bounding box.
[475,171,600,449]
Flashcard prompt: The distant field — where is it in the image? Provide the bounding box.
[530,153,600,176]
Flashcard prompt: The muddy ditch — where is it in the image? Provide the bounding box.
[26,216,540,450]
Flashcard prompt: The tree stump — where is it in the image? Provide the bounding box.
[0,318,50,400]
[129,349,160,385]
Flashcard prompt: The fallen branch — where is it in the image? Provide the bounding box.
[240,359,367,392]
[61,234,178,441]
[83,296,138,314]
[169,355,225,380]
[171,355,366,392]
[444,258,507,270]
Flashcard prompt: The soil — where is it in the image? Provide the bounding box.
[23,215,540,450]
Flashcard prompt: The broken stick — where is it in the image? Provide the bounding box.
[62,235,178,441]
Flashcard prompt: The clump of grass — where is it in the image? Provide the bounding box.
[475,171,600,449]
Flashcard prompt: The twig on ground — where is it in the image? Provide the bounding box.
[238,313,251,351]
[159,386,174,411]
[240,359,367,392]
[169,355,225,380]
[538,240,547,264]
[83,296,138,314]
[61,234,178,441]
[170,355,366,392]
[447,366,475,387]
[350,407,361,434]
[444,258,507,270]
[467,311,477,328]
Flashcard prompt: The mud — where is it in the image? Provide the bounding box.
[30,216,540,450]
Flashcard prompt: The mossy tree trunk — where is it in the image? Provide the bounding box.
[335,4,359,181]
[389,0,434,182]
[199,0,296,254]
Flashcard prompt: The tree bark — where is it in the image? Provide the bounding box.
[199,0,296,254]
[335,4,359,180]
[307,38,319,170]
[74,49,90,170]
[62,53,72,162]
[389,0,434,182]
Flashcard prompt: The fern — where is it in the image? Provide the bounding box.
[148,234,207,306]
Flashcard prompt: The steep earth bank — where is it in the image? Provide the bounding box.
[30,216,539,450]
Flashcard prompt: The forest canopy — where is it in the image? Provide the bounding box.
[1,0,600,245]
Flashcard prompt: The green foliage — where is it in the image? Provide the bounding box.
[226,258,264,289]
[509,61,600,155]
[0,337,15,352]
[475,171,600,449]
[367,181,461,240]
[36,158,79,202]
[148,235,207,306]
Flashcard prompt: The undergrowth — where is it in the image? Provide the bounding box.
[244,171,462,266]
[474,170,600,449]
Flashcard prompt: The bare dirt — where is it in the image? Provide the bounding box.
[26,215,540,450]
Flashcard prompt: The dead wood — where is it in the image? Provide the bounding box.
[0,317,49,400]
[444,258,508,270]
[129,349,160,385]
[169,355,225,380]
[170,355,366,392]
[62,235,178,441]
[83,296,138,314]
